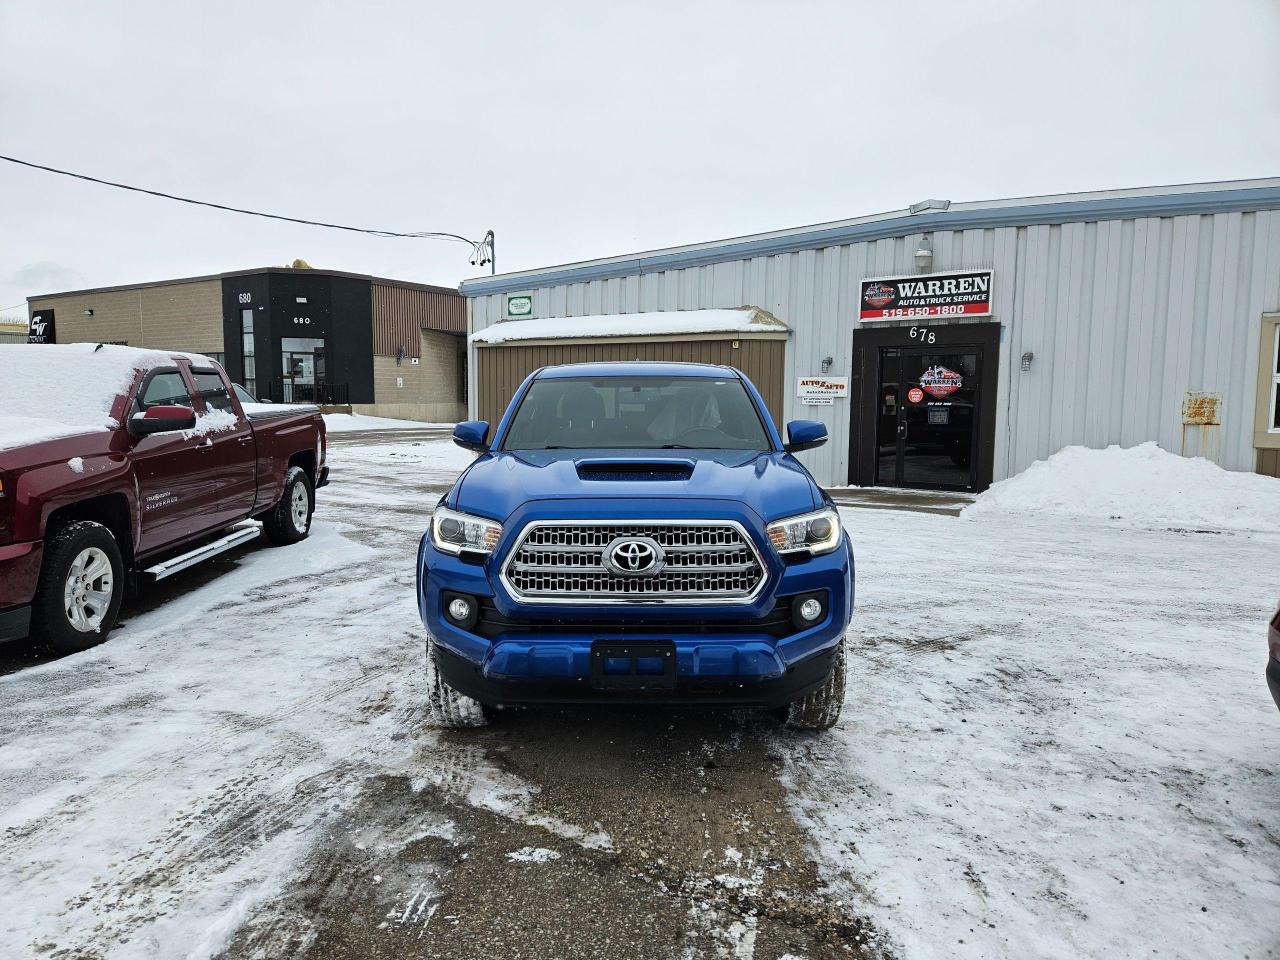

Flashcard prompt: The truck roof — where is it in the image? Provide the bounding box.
[534,361,740,380]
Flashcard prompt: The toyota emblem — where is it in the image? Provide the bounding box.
[602,536,665,577]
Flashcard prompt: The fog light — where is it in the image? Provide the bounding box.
[799,598,823,622]
[447,596,473,623]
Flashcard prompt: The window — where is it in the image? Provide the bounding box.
[502,376,771,451]
[241,308,256,397]
[191,369,234,414]
[456,346,468,404]
[205,352,225,367]
[138,370,193,411]
[1270,325,1280,432]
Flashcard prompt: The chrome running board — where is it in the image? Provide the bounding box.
[143,522,261,581]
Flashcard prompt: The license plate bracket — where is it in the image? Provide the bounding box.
[590,640,677,690]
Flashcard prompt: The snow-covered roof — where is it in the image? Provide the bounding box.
[0,343,215,452]
[470,307,789,345]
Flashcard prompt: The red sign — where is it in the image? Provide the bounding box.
[920,365,962,398]
[859,270,993,322]
[907,387,925,404]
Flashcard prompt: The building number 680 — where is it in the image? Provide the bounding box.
[909,325,936,344]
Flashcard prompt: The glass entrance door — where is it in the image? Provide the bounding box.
[875,346,981,490]
[280,337,326,403]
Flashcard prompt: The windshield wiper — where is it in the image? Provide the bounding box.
[657,443,698,449]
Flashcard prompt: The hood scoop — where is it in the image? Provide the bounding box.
[574,458,695,482]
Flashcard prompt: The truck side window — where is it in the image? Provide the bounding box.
[191,370,234,414]
[138,370,194,412]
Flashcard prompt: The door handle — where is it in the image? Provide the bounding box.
[237,435,254,445]
[897,420,908,440]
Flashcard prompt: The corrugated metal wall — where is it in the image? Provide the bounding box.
[371,283,464,358]
[469,210,1280,487]
[474,338,786,429]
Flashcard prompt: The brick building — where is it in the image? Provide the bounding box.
[26,267,466,422]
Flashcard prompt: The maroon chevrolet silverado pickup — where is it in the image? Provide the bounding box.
[0,343,328,652]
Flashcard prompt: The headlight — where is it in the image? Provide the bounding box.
[767,507,841,556]
[430,505,502,555]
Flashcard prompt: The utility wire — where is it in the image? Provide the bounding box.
[0,153,491,263]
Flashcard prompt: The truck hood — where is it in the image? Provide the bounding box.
[451,449,822,523]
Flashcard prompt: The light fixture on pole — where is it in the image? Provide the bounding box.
[914,236,933,273]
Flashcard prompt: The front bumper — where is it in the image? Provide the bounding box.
[1268,657,1280,713]
[417,511,854,706]
[433,638,838,707]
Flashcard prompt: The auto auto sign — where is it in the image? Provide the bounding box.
[859,269,993,321]
[919,365,963,398]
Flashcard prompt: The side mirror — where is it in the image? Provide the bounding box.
[783,419,828,454]
[128,405,197,437]
[452,419,490,452]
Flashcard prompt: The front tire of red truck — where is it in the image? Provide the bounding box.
[30,520,125,654]
[262,466,313,546]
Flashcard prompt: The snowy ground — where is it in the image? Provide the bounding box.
[0,437,1276,959]
[322,412,449,432]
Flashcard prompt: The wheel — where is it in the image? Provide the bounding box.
[262,466,313,545]
[30,520,125,654]
[782,640,847,731]
[425,637,489,728]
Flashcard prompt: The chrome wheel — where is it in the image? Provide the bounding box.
[290,481,309,532]
[63,547,114,633]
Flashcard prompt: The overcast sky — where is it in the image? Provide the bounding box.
[2,0,1278,321]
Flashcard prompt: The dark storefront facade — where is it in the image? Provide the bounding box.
[220,271,376,405]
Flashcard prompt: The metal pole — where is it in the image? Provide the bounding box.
[486,230,496,275]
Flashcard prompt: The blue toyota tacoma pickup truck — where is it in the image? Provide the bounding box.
[416,361,854,729]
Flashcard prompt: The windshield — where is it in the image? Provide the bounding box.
[502,376,771,451]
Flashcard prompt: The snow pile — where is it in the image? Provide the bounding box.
[0,343,213,452]
[963,442,1280,532]
[322,412,444,432]
[470,307,788,344]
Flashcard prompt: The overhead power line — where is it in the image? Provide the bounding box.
[0,153,495,271]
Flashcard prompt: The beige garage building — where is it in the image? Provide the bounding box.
[468,308,790,427]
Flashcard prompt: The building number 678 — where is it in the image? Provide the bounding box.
[908,325,936,344]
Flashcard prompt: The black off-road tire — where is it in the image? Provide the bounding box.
[425,637,489,728]
[262,466,313,546]
[30,520,125,654]
[782,640,847,731]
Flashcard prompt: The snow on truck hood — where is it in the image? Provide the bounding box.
[0,343,215,452]
[451,448,822,522]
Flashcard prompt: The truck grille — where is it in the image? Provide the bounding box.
[501,521,767,604]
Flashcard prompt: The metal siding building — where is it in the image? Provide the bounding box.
[461,179,1280,490]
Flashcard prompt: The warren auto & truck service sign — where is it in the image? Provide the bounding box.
[859,270,993,321]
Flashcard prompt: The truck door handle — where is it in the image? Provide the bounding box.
[237,436,254,445]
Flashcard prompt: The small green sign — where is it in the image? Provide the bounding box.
[506,294,534,318]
